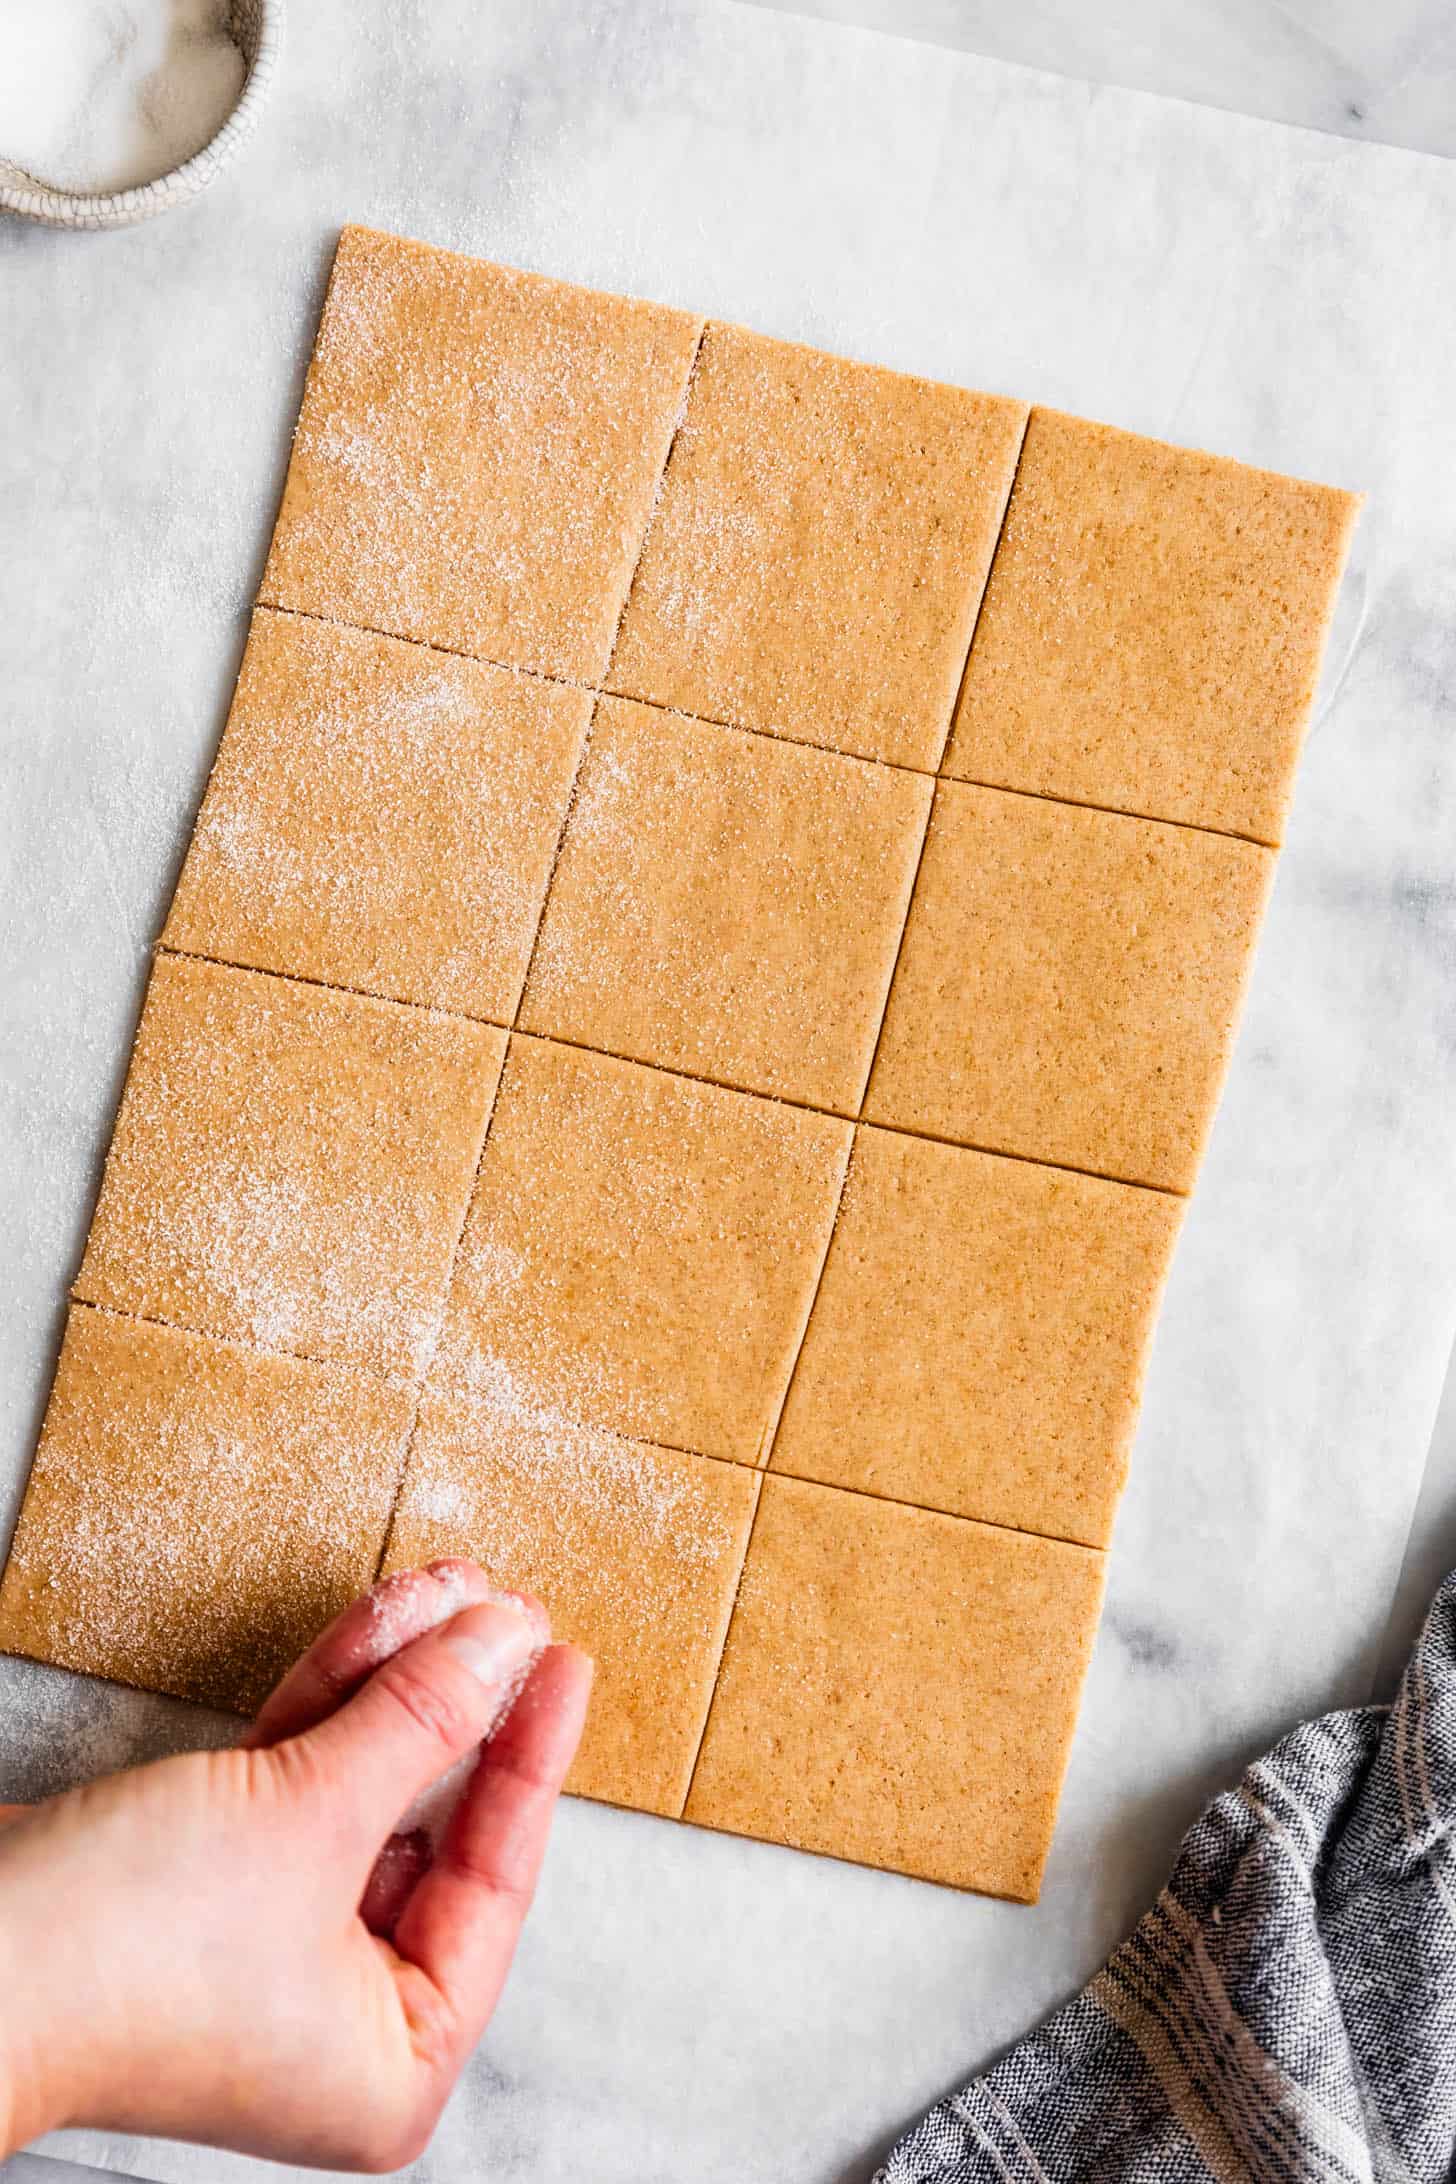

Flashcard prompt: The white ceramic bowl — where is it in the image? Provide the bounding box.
[0,0,284,231]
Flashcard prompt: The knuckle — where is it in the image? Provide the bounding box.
[444,1830,534,1916]
[374,1656,475,1755]
[406,1980,460,2079]
[258,1732,334,1810]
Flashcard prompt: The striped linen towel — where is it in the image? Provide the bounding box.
[879,1571,1456,2183]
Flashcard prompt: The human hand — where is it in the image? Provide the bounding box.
[0,1560,592,2170]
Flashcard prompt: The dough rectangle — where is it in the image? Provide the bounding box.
[385,1389,759,1818]
[609,321,1028,769]
[772,1127,1184,1546]
[945,409,1360,844]
[75,954,506,1378]
[164,607,594,1022]
[519,695,932,1109]
[259,226,704,682]
[0,1308,413,1713]
[435,1034,852,1466]
[864,781,1275,1193]
[685,1475,1106,1900]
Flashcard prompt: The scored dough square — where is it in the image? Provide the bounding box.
[259,226,704,681]
[945,409,1361,843]
[864,782,1274,1192]
[609,322,1027,769]
[75,956,505,1378]
[685,1476,1105,1899]
[163,609,593,1020]
[385,1386,759,1818]
[0,1308,412,1712]
[772,1128,1183,1546]
[434,1036,851,1465]
[520,696,932,1108]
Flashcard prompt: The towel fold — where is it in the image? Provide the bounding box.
[879,1572,1456,2183]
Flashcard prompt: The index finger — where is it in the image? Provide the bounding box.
[390,1643,592,2062]
[244,1561,543,1749]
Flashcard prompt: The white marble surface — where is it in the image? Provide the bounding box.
[5,5,1456,2180]
[752,0,1456,158]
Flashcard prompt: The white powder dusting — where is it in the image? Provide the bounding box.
[77,956,492,1381]
[611,324,1017,768]
[433,1036,849,1468]
[4,1309,408,1712]
[0,1,245,194]
[264,232,700,680]
[402,1359,740,1666]
[169,610,584,1021]
[356,1559,476,1668]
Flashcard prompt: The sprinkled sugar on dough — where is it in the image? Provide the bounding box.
[75,955,505,1378]
[0,1309,412,1713]
[433,1034,851,1466]
[259,226,704,681]
[164,608,593,1021]
[387,1378,758,1818]
[519,695,932,1109]
[609,321,1028,769]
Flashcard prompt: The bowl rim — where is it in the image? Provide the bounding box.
[0,0,285,230]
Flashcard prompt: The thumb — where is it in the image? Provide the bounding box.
[283,1598,545,1846]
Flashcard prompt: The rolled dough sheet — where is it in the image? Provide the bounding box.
[609,320,1027,769]
[435,1034,851,1466]
[771,1126,1184,1546]
[163,607,594,1022]
[259,225,704,681]
[0,230,1361,1899]
[685,1474,1106,1900]
[945,408,1361,844]
[386,1388,758,1818]
[864,780,1275,1193]
[0,1307,412,1712]
[519,694,932,1109]
[74,954,505,1378]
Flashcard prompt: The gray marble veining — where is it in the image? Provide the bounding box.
[4,5,1456,2181]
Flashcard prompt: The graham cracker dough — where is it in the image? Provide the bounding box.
[0,1308,412,1713]
[945,409,1361,844]
[435,1035,852,1466]
[163,608,594,1021]
[864,781,1275,1193]
[609,322,1028,769]
[259,226,704,681]
[2,230,1362,1896]
[519,695,932,1108]
[76,954,505,1377]
[684,1475,1106,1899]
[386,1388,758,1818]
[771,1127,1183,1546]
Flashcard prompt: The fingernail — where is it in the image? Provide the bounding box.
[485,1587,550,1641]
[442,1605,538,1687]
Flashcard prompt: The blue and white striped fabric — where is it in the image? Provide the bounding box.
[879,1573,1456,2183]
